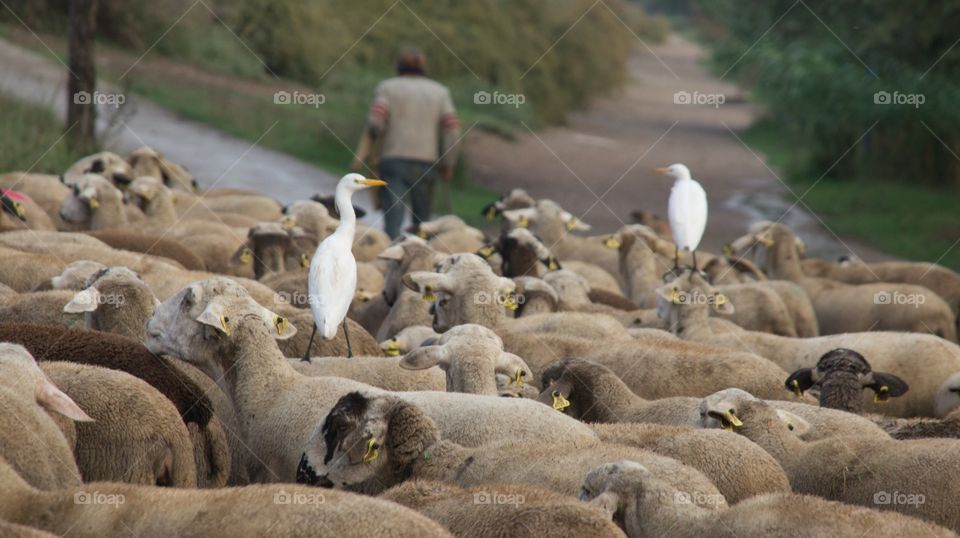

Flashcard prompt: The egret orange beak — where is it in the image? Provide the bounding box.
[361,179,387,187]
[654,167,668,174]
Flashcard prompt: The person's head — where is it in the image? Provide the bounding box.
[396,46,426,76]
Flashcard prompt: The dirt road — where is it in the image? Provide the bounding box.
[467,35,890,261]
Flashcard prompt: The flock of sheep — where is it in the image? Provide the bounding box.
[2,147,960,537]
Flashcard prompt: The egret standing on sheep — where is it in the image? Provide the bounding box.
[304,173,387,360]
[657,163,707,271]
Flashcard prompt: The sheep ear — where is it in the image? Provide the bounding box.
[399,346,450,370]
[711,293,735,315]
[229,241,255,266]
[64,287,101,313]
[35,378,93,422]
[785,368,815,396]
[402,272,454,297]
[501,208,536,228]
[196,299,231,336]
[259,307,297,340]
[587,491,620,519]
[377,244,405,262]
[867,372,909,401]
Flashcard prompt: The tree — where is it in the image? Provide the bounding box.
[67,0,98,150]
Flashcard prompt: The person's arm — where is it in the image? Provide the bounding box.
[438,88,461,181]
[351,85,389,172]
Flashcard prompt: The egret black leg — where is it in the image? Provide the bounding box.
[673,245,680,270]
[692,250,699,272]
[303,324,317,362]
[343,318,353,358]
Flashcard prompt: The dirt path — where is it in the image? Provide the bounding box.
[0,38,345,207]
[467,34,891,261]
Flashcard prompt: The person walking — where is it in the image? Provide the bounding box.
[353,47,461,238]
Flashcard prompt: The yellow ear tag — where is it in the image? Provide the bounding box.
[485,206,498,220]
[355,288,370,302]
[791,379,803,397]
[514,367,524,388]
[503,293,518,311]
[727,412,744,428]
[547,257,559,271]
[758,234,775,247]
[384,340,401,356]
[566,219,577,231]
[240,248,253,265]
[281,216,297,230]
[873,385,890,404]
[478,246,495,259]
[722,244,734,257]
[516,216,529,228]
[715,294,727,305]
[422,286,437,302]
[88,198,100,209]
[670,287,683,305]
[417,229,428,239]
[551,391,570,412]
[273,315,287,336]
[12,201,25,219]
[219,315,231,336]
[363,438,380,463]
[603,236,620,249]
[300,253,310,269]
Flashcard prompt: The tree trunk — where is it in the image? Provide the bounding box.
[67,0,98,151]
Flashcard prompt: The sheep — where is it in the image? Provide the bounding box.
[379,325,439,356]
[281,200,339,239]
[0,456,452,538]
[300,391,726,505]
[65,151,134,189]
[374,240,443,340]
[273,303,382,358]
[85,228,205,270]
[0,290,80,327]
[409,215,486,254]
[1,190,55,232]
[512,276,560,316]
[588,422,791,505]
[127,145,197,192]
[579,460,955,538]
[145,277,602,482]
[380,480,626,538]
[124,175,179,226]
[229,221,299,279]
[479,188,536,220]
[290,356,446,392]
[0,250,66,292]
[661,269,960,417]
[702,392,960,531]
[498,225,622,293]
[0,172,77,230]
[62,266,160,342]
[737,223,957,340]
[44,260,108,290]
[0,344,88,490]
[803,257,960,319]
[39,361,198,487]
[398,324,534,396]
[59,174,133,230]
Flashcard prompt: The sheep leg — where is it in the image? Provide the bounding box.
[343,318,353,358]
[303,324,317,363]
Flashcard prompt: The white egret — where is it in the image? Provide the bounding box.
[656,163,707,270]
[303,173,387,359]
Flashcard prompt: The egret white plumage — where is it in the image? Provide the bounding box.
[303,173,387,359]
[656,163,707,270]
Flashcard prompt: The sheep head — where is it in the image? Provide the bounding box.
[67,151,134,189]
[537,359,628,421]
[403,255,518,332]
[145,278,296,380]
[302,392,439,493]
[655,270,734,330]
[786,348,909,413]
[64,266,159,341]
[59,174,122,226]
[698,388,809,437]
[50,260,108,290]
[499,227,560,277]
[0,343,93,422]
[378,241,445,306]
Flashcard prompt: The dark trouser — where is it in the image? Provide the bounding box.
[378,157,436,239]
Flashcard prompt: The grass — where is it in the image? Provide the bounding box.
[0,95,92,174]
[743,119,960,270]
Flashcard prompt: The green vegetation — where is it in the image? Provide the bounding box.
[0,95,91,174]
[744,119,960,269]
